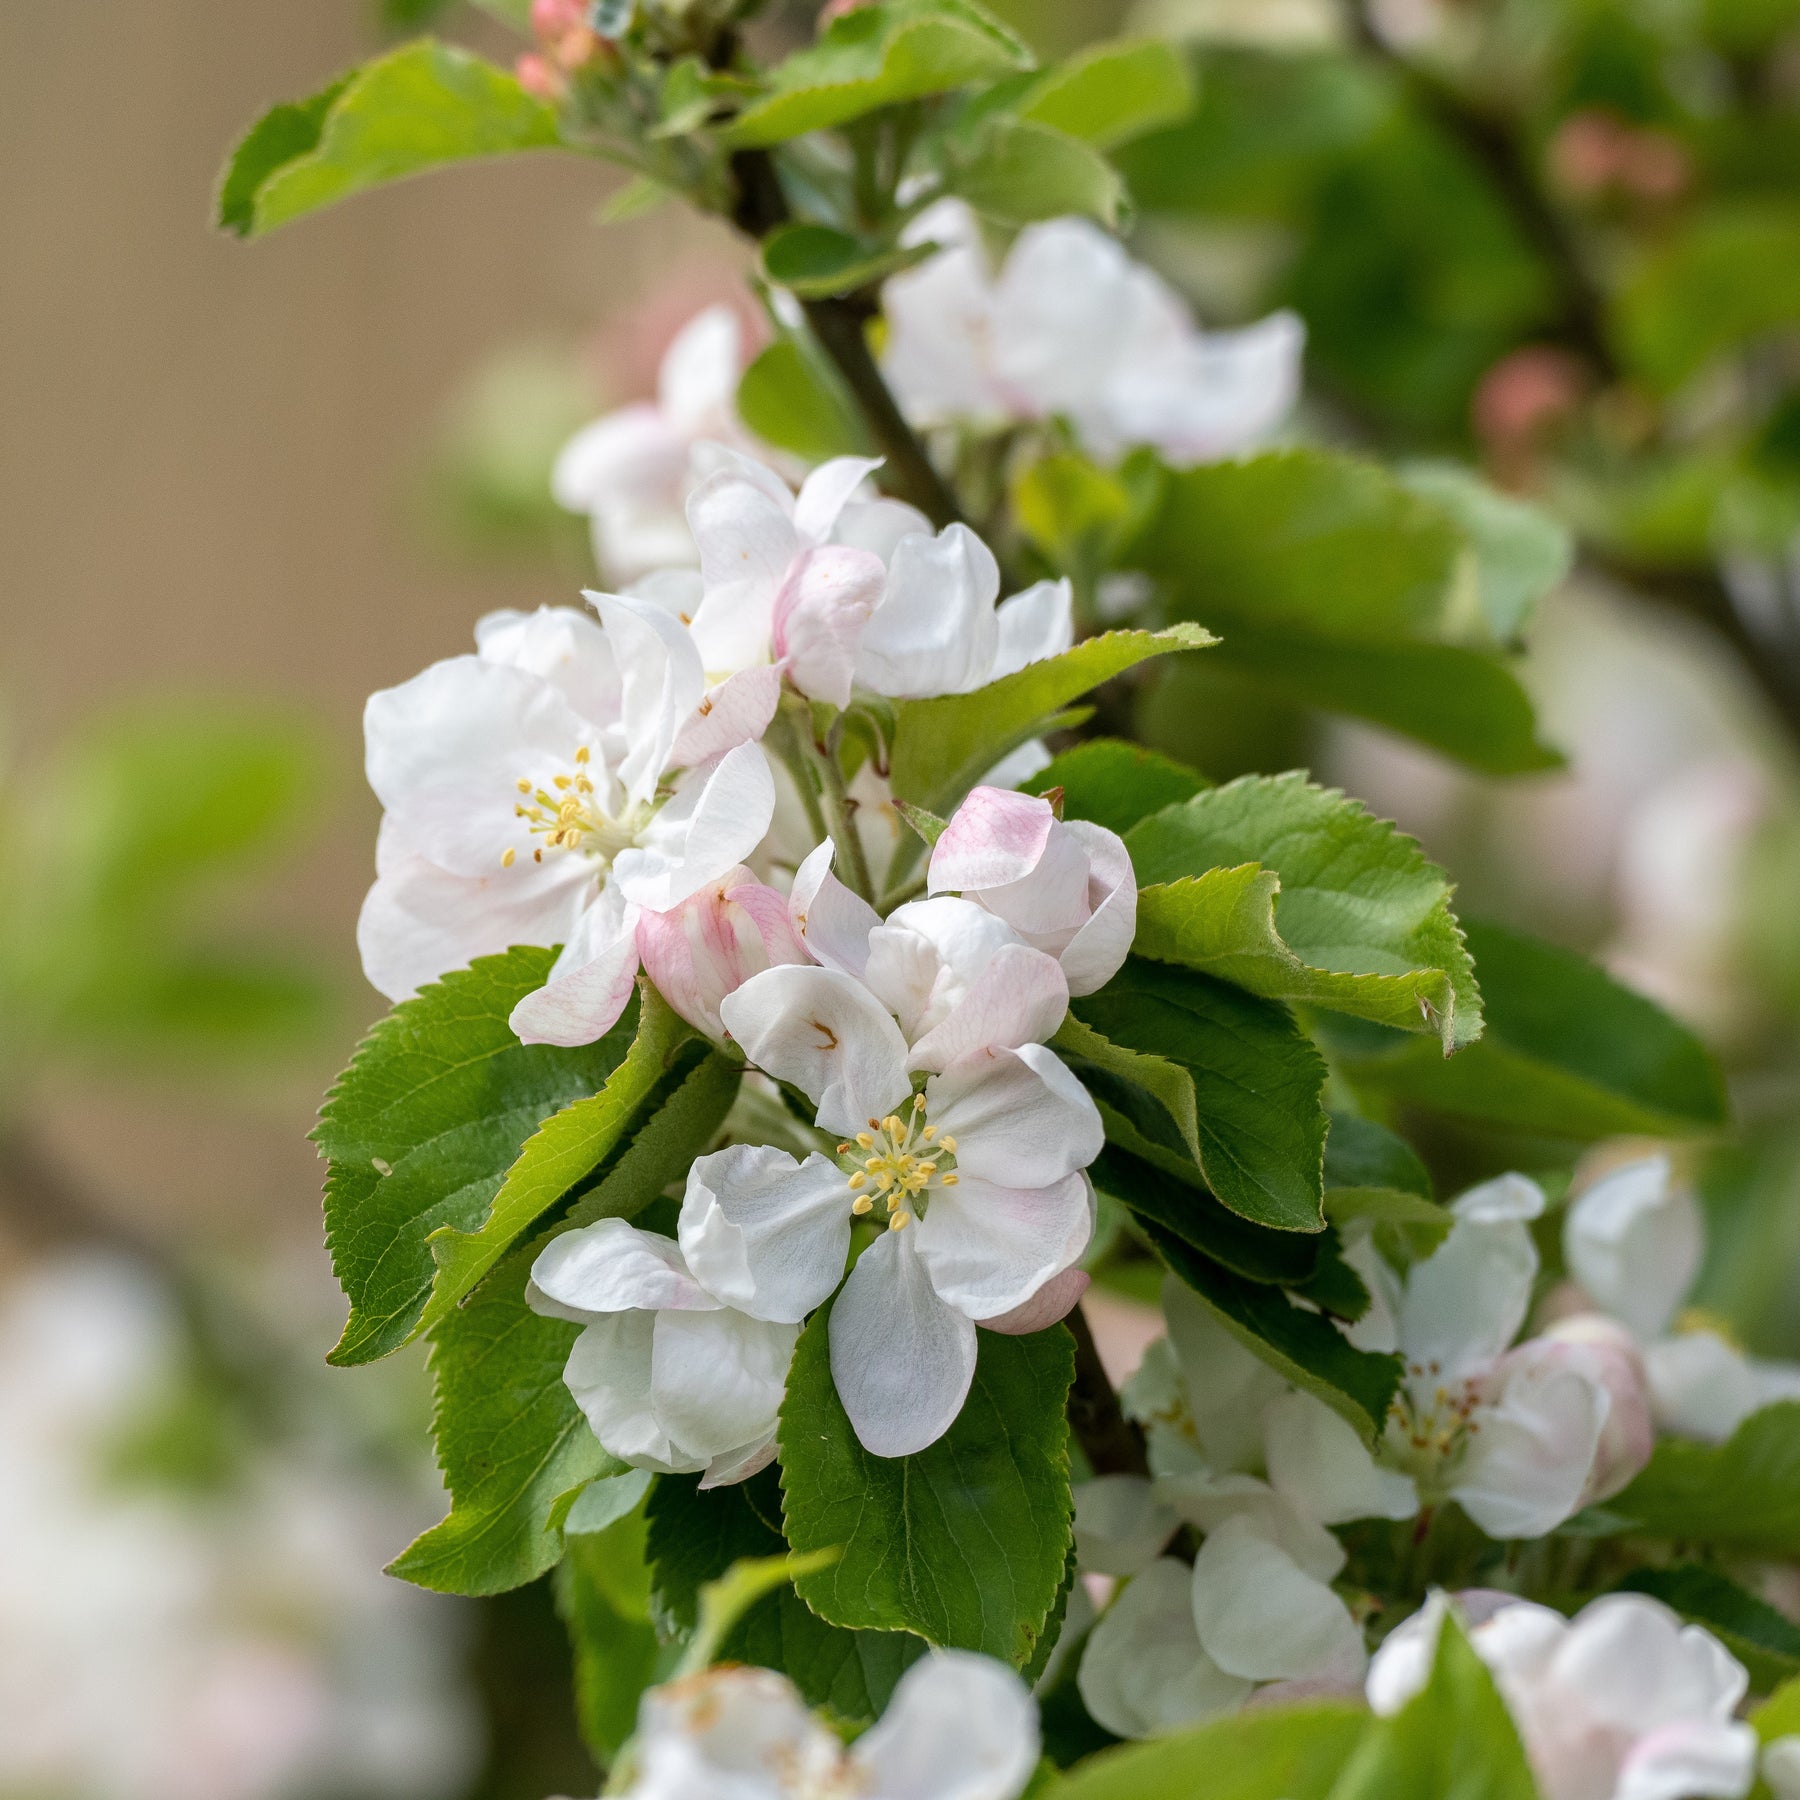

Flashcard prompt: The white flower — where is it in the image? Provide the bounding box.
[1564,1154,1800,1444]
[881,199,1304,465]
[678,895,1101,1456]
[1764,1737,1800,1800]
[357,597,776,1046]
[1368,1593,1757,1800]
[552,305,750,584]
[619,1651,1039,1800]
[927,784,1137,995]
[528,1219,797,1487]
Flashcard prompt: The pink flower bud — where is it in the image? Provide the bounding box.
[637,869,809,1039]
[928,786,1136,996]
[514,52,564,103]
[1540,1313,1655,1504]
[530,0,587,40]
[977,1268,1090,1335]
[770,546,887,709]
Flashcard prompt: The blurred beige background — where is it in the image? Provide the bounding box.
[0,1,739,1251]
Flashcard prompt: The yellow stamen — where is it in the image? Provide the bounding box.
[852,1196,872,1215]
[501,847,516,868]
[889,1211,911,1231]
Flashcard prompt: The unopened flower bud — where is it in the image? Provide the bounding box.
[514,51,564,103]
[637,868,809,1039]
[530,0,587,40]
[1537,1313,1655,1504]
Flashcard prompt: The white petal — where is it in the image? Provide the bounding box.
[656,305,742,432]
[679,1145,853,1323]
[793,455,884,545]
[1451,1340,1608,1539]
[833,494,934,560]
[562,1313,694,1472]
[1158,1278,1291,1474]
[1077,1560,1253,1740]
[685,467,796,675]
[508,888,641,1046]
[721,965,911,1137]
[1057,821,1138,996]
[615,741,776,912]
[849,1651,1039,1800]
[1263,1389,1420,1526]
[1616,1724,1760,1800]
[669,664,783,769]
[830,1229,976,1458]
[991,220,1136,421]
[856,524,1001,698]
[991,578,1074,678]
[589,589,708,808]
[651,1308,797,1469]
[788,838,880,977]
[1074,1474,1177,1578]
[1763,1737,1800,1800]
[475,604,621,723]
[1152,1469,1346,1583]
[915,1171,1093,1319]
[906,945,1070,1071]
[530,1218,718,1316]
[700,1432,780,1490]
[1400,1213,1539,1380]
[928,1045,1103,1189]
[552,403,673,512]
[1190,1514,1367,1684]
[1549,1592,1747,1728]
[1645,1330,1765,1442]
[1450,1171,1547,1224]
[1364,1595,1448,1716]
[1564,1156,1700,1342]
[639,1663,839,1790]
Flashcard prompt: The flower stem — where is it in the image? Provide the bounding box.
[1066,1302,1150,1478]
[810,720,877,906]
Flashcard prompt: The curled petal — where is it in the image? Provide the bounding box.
[614,741,776,913]
[1563,1155,1700,1342]
[992,578,1074,679]
[930,787,1056,893]
[1074,1474,1177,1578]
[1400,1209,1540,1382]
[905,943,1070,1071]
[857,524,1001,699]
[650,1307,797,1473]
[529,1217,717,1318]
[771,545,887,707]
[849,1650,1040,1800]
[509,886,641,1047]
[1263,1390,1419,1527]
[1058,821,1138,996]
[788,838,881,978]
[978,1267,1090,1335]
[636,868,805,1040]
[720,964,911,1136]
[792,454,884,545]
[562,1313,691,1471]
[589,589,707,809]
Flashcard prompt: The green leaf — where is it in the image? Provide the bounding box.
[1754,1673,1800,1756]
[1045,1701,1369,1800]
[1324,1110,1432,1199]
[1015,39,1194,151]
[1398,461,1572,644]
[1022,739,1207,836]
[222,42,561,240]
[1147,1224,1402,1442]
[947,117,1126,228]
[1329,1610,1536,1800]
[1126,774,1482,1051]
[1615,203,1800,392]
[315,948,638,1367]
[416,987,714,1337]
[1011,452,1140,581]
[760,223,936,299]
[780,1307,1074,1665]
[736,340,871,463]
[556,1497,663,1763]
[725,0,1033,149]
[390,1249,614,1596]
[1127,451,1560,772]
[646,1470,926,1718]
[562,1467,654,1536]
[888,624,1209,815]
[1618,1565,1800,1692]
[1068,961,1328,1233]
[1320,918,1730,1139]
[1608,1402,1800,1556]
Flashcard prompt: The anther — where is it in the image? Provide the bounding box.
[851,1197,872,1215]
[848,1172,867,1190]
[574,746,590,764]
[939,1135,957,1153]
[941,1172,959,1186]
[856,1132,875,1148]
[501,847,516,868]
[889,1211,911,1231]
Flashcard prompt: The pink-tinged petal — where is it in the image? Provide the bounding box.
[905,943,1070,1071]
[771,546,887,707]
[1542,1313,1655,1504]
[509,893,642,1046]
[831,1229,977,1457]
[915,1171,1093,1319]
[678,1145,852,1323]
[792,455,884,545]
[636,866,803,1039]
[670,665,782,769]
[930,786,1056,893]
[615,741,777,912]
[991,578,1074,679]
[726,878,810,966]
[719,965,911,1136]
[1616,1724,1759,1800]
[788,839,880,978]
[529,1218,718,1316]
[978,1267,1090,1335]
[699,1432,779,1490]
[1563,1155,1701,1342]
[1057,821,1137,995]
[848,1651,1040,1800]
[929,1044,1103,1189]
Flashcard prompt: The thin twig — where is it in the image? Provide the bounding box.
[1066,1301,1150,1478]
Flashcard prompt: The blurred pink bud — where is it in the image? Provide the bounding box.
[929,786,1136,996]
[514,52,564,103]
[1549,110,1630,196]
[818,0,873,26]
[638,870,810,1039]
[531,0,587,39]
[978,1268,1090,1335]
[771,547,887,709]
[1473,346,1585,459]
[1541,1313,1656,1504]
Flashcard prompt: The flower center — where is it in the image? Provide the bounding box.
[837,1094,958,1234]
[503,745,644,868]
[1385,1359,1483,1484]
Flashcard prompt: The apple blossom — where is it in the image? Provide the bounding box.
[679,903,1101,1455]
[552,305,751,584]
[881,200,1305,465]
[1564,1154,1800,1442]
[528,1219,797,1486]
[617,1651,1039,1800]
[357,596,776,1047]
[928,784,1137,994]
[1368,1593,1757,1800]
